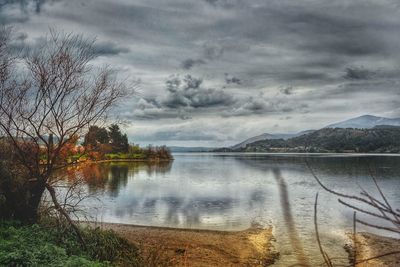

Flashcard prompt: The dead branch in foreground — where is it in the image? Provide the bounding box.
[308,160,400,266]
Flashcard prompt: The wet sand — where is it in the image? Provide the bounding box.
[346,232,400,267]
[90,222,279,267]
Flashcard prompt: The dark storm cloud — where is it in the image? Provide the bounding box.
[283,12,386,57]
[127,98,192,120]
[163,75,234,109]
[128,74,309,120]
[343,67,374,80]
[181,58,206,70]
[127,75,236,120]
[280,86,294,95]
[225,74,241,85]
[129,74,308,121]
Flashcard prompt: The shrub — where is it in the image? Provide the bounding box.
[0,221,105,266]
[82,227,141,266]
[0,221,142,267]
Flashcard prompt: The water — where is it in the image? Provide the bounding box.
[54,153,400,266]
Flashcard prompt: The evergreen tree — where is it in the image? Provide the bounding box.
[108,124,129,153]
[83,126,109,148]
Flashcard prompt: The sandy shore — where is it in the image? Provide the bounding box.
[345,232,400,267]
[90,222,279,267]
[82,221,400,266]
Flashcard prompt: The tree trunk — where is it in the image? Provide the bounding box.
[0,179,46,223]
[45,183,87,248]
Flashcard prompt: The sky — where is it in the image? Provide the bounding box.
[1,0,400,147]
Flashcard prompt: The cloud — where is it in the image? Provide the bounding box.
[225,74,241,85]
[202,41,224,60]
[125,98,191,120]
[7,32,129,58]
[203,0,219,5]
[201,0,238,8]
[4,0,400,145]
[127,75,236,120]
[223,94,309,117]
[141,129,220,141]
[280,86,294,95]
[344,67,374,80]
[181,58,206,70]
[163,75,234,109]
[92,41,130,56]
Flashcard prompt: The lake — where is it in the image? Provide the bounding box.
[54,153,400,266]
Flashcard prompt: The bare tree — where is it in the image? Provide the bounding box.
[0,28,130,243]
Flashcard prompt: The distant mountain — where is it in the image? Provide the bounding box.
[234,127,400,153]
[227,115,400,152]
[230,130,314,150]
[326,115,400,129]
[231,133,277,150]
[168,146,215,152]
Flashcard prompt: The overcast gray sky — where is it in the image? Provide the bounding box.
[2,0,400,146]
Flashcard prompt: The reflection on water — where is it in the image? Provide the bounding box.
[55,153,400,266]
[273,168,309,266]
[62,161,172,196]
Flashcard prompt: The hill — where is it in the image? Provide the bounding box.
[227,127,400,153]
[230,130,314,150]
[326,115,400,129]
[227,115,400,151]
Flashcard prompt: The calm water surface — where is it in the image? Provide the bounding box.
[56,153,400,266]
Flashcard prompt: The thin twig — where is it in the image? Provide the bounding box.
[314,193,333,267]
[353,211,356,267]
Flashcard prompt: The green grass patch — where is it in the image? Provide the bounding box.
[105,153,146,160]
[0,221,142,267]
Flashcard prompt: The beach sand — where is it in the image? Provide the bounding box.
[346,232,400,267]
[90,222,279,267]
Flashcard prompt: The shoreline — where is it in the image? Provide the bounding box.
[88,158,173,163]
[55,158,174,167]
[346,232,400,266]
[85,222,279,266]
[174,152,400,156]
[81,222,399,266]
[45,157,174,167]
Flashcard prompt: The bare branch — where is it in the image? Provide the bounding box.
[314,193,333,267]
